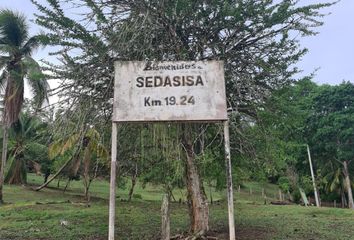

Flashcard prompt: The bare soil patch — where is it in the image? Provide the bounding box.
[170,225,275,240]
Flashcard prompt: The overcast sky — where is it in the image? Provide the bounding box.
[1,0,353,86]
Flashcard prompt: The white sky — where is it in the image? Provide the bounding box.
[1,0,353,87]
[296,0,354,85]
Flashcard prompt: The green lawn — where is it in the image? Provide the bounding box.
[0,174,354,239]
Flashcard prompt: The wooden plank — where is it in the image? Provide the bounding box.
[109,123,118,240]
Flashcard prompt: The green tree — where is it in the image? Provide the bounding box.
[37,127,108,201]
[0,9,49,203]
[245,79,319,183]
[307,82,354,209]
[323,165,347,207]
[4,113,48,184]
[31,0,333,234]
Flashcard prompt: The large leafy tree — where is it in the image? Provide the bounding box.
[247,80,354,207]
[255,78,319,178]
[247,78,323,203]
[307,82,354,209]
[0,9,49,203]
[31,0,333,234]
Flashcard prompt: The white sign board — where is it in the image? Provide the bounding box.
[113,61,227,122]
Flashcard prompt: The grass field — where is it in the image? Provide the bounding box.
[1,174,354,240]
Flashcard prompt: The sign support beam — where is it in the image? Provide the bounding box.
[223,120,236,240]
[109,61,233,240]
[109,123,118,240]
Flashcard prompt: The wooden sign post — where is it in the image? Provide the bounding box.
[109,123,117,240]
[109,61,235,240]
[223,120,235,240]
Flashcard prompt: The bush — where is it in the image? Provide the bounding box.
[133,194,142,199]
[278,176,291,192]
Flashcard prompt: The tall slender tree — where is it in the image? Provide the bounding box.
[0,9,49,204]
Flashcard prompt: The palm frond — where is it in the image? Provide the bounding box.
[48,140,64,160]
[0,43,15,54]
[3,154,15,179]
[25,141,47,153]
[21,35,42,56]
[61,134,80,155]
[0,9,28,48]
[95,143,109,163]
[0,68,7,91]
[23,56,49,108]
[49,133,80,160]
[0,55,10,69]
[86,128,100,141]
[19,113,42,137]
[7,114,46,162]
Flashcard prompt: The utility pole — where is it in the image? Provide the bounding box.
[306,144,320,207]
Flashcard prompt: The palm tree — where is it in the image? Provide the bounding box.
[0,9,49,203]
[4,113,48,184]
[36,128,108,201]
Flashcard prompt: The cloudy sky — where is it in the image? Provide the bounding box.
[297,0,354,85]
[1,0,353,86]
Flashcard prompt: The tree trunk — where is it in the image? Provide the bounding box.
[84,179,92,204]
[161,193,170,240]
[63,179,71,193]
[35,156,74,191]
[0,125,9,204]
[182,124,209,234]
[128,163,138,202]
[341,189,347,208]
[168,188,176,202]
[36,145,83,191]
[44,172,50,183]
[343,161,354,209]
[278,189,283,201]
[5,155,27,185]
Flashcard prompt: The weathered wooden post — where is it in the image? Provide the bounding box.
[224,120,236,240]
[108,123,118,240]
[161,193,170,240]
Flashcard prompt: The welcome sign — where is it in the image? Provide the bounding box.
[113,61,227,122]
